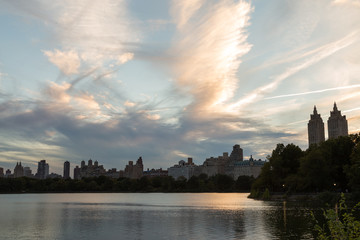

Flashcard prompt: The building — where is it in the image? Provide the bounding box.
[74,166,81,180]
[5,169,12,178]
[0,167,4,178]
[73,159,107,179]
[122,157,144,179]
[308,106,325,147]
[47,173,62,179]
[232,155,265,180]
[36,160,49,179]
[63,161,70,179]
[143,168,168,178]
[105,168,120,178]
[168,158,196,180]
[168,145,265,180]
[13,162,24,178]
[328,102,348,139]
[23,167,34,178]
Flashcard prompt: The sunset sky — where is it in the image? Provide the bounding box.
[1,0,360,175]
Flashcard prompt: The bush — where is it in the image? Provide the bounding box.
[313,193,360,239]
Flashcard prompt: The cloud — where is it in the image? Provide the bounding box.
[170,0,252,117]
[117,53,134,65]
[124,100,136,107]
[265,84,360,100]
[171,0,205,30]
[5,0,138,68]
[332,0,360,7]
[43,49,81,75]
[230,31,359,110]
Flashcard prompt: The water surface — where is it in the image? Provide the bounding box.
[0,193,315,239]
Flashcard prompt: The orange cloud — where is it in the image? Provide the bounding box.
[43,49,80,75]
[170,1,252,117]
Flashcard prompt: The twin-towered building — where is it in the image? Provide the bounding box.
[308,102,348,147]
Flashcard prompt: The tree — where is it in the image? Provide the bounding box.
[345,142,360,192]
[319,136,355,191]
[298,149,331,192]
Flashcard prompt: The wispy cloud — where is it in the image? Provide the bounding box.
[170,0,252,116]
[265,84,360,100]
[332,0,360,7]
[171,0,205,30]
[230,31,359,109]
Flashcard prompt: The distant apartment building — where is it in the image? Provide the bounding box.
[232,155,265,180]
[168,145,265,180]
[74,166,81,180]
[73,159,107,179]
[5,169,12,178]
[63,161,70,179]
[121,157,144,179]
[0,167,4,178]
[328,102,348,139]
[168,158,196,180]
[143,168,168,178]
[105,168,120,178]
[308,106,325,147]
[23,167,34,178]
[47,173,62,179]
[13,162,24,178]
[36,160,49,179]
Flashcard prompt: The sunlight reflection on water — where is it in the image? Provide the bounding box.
[0,193,314,239]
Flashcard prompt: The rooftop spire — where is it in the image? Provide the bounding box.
[313,105,318,114]
[333,102,338,111]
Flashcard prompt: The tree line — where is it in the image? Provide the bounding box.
[0,173,254,193]
[251,134,360,198]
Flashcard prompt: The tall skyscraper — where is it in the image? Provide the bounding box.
[328,102,348,139]
[63,161,70,179]
[308,106,325,146]
[36,160,49,179]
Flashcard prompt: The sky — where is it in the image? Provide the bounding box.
[0,0,360,176]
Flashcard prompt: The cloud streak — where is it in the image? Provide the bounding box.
[265,84,360,100]
[170,0,252,117]
[230,31,359,109]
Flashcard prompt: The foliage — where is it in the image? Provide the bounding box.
[261,188,271,200]
[251,134,360,198]
[313,194,360,239]
[0,174,255,193]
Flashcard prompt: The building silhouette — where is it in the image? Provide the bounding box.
[168,158,196,180]
[23,167,34,178]
[14,162,24,178]
[0,167,4,178]
[74,166,81,180]
[308,106,325,147]
[5,169,12,178]
[168,144,265,180]
[328,102,348,139]
[73,159,107,179]
[121,157,144,179]
[63,161,70,179]
[36,160,49,179]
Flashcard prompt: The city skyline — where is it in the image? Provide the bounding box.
[1,1,360,174]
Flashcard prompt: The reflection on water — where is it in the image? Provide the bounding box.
[0,193,316,239]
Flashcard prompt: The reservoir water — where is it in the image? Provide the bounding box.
[0,193,315,239]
